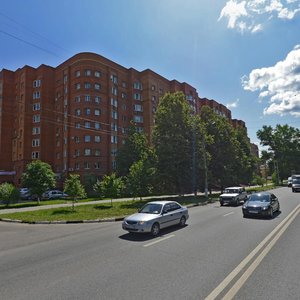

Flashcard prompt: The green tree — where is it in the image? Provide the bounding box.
[116,124,150,176]
[257,124,300,180]
[0,183,19,207]
[125,154,156,200]
[93,173,124,206]
[22,160,56,204]
[153,92,194,194]
[64,174,87,210]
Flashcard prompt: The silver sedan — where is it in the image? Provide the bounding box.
[122,201,189,236]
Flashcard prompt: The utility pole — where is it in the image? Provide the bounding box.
[202,134,208,198]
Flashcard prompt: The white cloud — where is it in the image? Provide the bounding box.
[242,45,300,116]
[219,0,300,33]
[226,99,240,108]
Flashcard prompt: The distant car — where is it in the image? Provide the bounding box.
[42,190,68,200]
[242,192,280,218]
[288,177,292,187]
[292,176,300,192]
[20,188,31,200]
[122,201,189,236]
[219,187,247,206]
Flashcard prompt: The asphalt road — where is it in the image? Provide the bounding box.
[0,187,299,300]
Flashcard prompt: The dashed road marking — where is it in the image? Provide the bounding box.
[143,234,175,247]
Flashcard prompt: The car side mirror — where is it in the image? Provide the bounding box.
[162,209,168,214]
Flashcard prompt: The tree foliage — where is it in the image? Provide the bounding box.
[153,92,194,194]
[64,174,87,210]
[93,173,124,206]
[0,183,19,207]
[22,160,56,203]
[257,124,300,179]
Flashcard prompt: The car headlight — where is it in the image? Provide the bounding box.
[262,206,269,211]
[242,205,246,209]
[138,221,146,225]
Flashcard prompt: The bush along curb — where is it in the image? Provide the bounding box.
[0,200,216,225]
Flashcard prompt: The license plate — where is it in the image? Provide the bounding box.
[249,210,258,214]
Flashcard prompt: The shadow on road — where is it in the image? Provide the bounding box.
[119,224,188,242]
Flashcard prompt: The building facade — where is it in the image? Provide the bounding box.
[0,52,248,186]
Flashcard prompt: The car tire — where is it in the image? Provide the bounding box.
[236,199,239,206]
[292,189,295,192]
[151,223,160,237]
[277,203,280,212]
[243,213,248,218]
[179,216,186,227]
[269,207,274,219]
[220,202,224,207]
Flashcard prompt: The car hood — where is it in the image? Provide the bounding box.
[245,201,270,208]
[220,193,238,197]
[125,213,159,222]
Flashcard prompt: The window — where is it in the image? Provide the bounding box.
[95,96,101,104]
[85,108,91,115]
[159,88,163,94]
[95,122,101,130]
[63,75,68,83]
[33,103,41,111]
[133,104,143,112]
[121,92,126,99]
[112,111,118,119]
[75,83,81,90]
[84,148,91,156]
[33,80,41,88]
[134,93,141,100]
[33,91,40,99]
[111,149,117,156]
[75,70,80,77]
[111,123,118,132]
[122,104,127,110]
[84,69,91,76]
[84,135,91,142]
[136,127,144,133]
[75,162,80,170]
[112,160,117,170]
[94,109,101,116]
[152,95,156,102]
[112,86,118,95]
[122,81,127,88]
[75,149,80,157]
[33,115,40,123]
[85,121,91,128]
[84,82,91,89]
[75,136,80,143]
[133,115,143,123]
[111,98,118,107]
[75,109,81,116]
[32,151,39,159]
[32,139,40,147]
[95,149,101,156]
[111,75,118,84]
[75,122,81,129]
[84,161,90,169]
[94,162,101,169]
[95,83,101,90]
[111,135,118,144]
[95,71,101,78]
[95,135,101,143]
[75,96,80,102]
[32,127,40,135]
[133,81,142,90]
[151,85,156,91]
[85,95,91,102]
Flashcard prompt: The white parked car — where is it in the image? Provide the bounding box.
[42,190,68,200]
[219,187,247,206]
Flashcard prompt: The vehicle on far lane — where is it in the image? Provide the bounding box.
[219,186,247,206]
[42,190,68,200]
[292,176,300,192]
[242,192,280,219]
[122,201,189,237]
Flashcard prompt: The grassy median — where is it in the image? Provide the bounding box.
[0,195,216,222]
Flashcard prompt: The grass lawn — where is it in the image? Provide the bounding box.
[0,195,215,222]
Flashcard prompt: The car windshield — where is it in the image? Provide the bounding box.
[139,203,162,214]
[293,179,300,184]
[249,194,270,202]
[225,189,239,193]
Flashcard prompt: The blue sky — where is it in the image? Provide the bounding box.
[1,0,300,149]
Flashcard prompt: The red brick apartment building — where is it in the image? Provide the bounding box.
[0,52,249,186]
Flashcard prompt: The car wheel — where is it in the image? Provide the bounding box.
[243,213,248,218]
[292,189,295,192]
[151,223,160,237]
[220,202,224,207]
[269,207,274,219]
[179,216,186,227]
[236,199,239,206]
[277,203,280,212]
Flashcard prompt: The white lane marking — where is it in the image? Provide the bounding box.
[143,234,175,247]
[223,205,300,299]
[205,204,300,300]
[223,212,235,217]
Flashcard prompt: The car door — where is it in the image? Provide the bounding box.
[170,202,184,225]
[159,203,174,229]
[271,194,279,211]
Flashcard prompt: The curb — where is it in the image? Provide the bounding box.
[0,199,218,225]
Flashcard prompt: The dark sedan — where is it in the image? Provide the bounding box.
[242,192,280,218]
